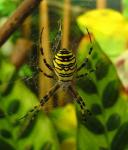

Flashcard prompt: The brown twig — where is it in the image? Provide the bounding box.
[39,0,53,112]
[0,0,42,47]
[96,0,106,9]
[62,0,71,48]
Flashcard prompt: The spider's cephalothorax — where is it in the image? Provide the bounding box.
[53,48,77,82]
[20,23,95,122]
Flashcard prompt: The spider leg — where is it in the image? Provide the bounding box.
[77,28,93,72]
[40,20,62,72]
[76,69,95,79]
[68,85,91,121]
[19,82,60,121]
[39,28,54,72]
[22,67,55,93]
[51,20,62,53]
[37,67,54,79]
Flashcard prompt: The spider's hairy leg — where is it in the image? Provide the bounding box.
[68,85,91,121]
[39,28,54,72]
[19,82,60,121]
[77,28,93,72]
[51,20,62,53]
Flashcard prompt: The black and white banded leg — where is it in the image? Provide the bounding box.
[19,82,60,121]
[77,28,93,72]
[39,28,54,72]
[68,85,91,121]
[76,68,96,79]
[37,67,54,79]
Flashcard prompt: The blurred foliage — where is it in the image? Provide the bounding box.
[77,9,128,62]
[75,33,128,150]
[0,0,19,17]
[0,59,77,150]
[77,9,128,93]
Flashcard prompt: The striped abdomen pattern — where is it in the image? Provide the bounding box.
[53,48,77,81]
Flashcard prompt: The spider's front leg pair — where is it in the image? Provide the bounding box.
[38,28,54,79]
[76,28,95,79]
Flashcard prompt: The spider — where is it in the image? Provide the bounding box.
[20,22,95,122]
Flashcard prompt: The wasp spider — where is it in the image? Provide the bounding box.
[20,22,94,122]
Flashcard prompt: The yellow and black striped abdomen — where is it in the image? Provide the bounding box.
[53,48,77,82]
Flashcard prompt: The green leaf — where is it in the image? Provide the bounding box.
[111,122,128,150]
[18,118,37,139]
[0,129,12,139]
[40,141,52,150]
[77,124,99,150]
[0,138,15,150]
[7,99,20,115]
[102,80,119,108]
[91,103,102,115]
[2,71,19,96]
[77,77,97,94]
[95,58,109,80]
[85,59,92,70]
[82,116,105,134]
[106,113,121,131]
[0,108,5,118]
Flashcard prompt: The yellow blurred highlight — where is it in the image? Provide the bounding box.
[56,104,77,130]
[51,104,77,150]
[77,9,128,38]
[77,9,128,62]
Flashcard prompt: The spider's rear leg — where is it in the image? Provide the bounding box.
[18,82,60,122]
[68,85,92,122]
[19,105,41,122]
[76,96,92,121]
